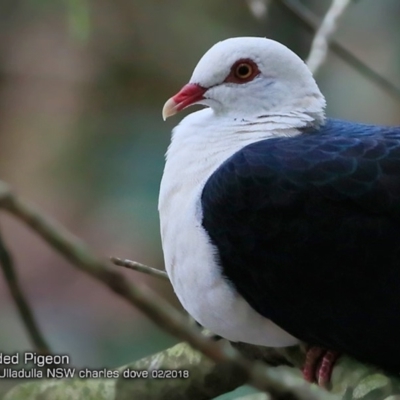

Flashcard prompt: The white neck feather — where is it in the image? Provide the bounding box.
[158,107,319,233]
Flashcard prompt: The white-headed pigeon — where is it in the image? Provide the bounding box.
[159,37,400,385]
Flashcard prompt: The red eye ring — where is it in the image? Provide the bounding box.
[224,59,260,84]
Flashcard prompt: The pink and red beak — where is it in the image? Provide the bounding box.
[162,83,206,120]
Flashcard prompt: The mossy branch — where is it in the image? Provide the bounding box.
[5,341,400,400]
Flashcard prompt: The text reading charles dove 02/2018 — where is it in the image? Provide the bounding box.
[0,352,190,379]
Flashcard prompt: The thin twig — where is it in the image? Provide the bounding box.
[0,224,51,355]
[275,0,400,102]
[306,0,352,74]
[110,256,169,281]
[0,181,330,400]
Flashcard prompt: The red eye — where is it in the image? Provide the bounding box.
[224,59,260,84]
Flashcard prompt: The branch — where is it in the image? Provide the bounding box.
[6,340,400,400]
[306,0,352,74]
[4,342,328,400]
[5,343,244,400]
[275,0,400,102]
[0,181,328,400]
[110,256,169,281]
[0,222,51,355]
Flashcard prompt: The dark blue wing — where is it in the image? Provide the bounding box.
[201,119,400,370]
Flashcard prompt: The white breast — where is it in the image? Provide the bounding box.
[159,108,302,347]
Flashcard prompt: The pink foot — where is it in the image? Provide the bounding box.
[303,346,340,387]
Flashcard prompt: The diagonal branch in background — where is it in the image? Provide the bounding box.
[275,0,400,102]
[0,221,51,355]
[111,257,169,281]
[0,181,331,400]
[306,0,352,74]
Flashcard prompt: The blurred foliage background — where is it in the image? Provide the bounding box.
[0,0,399,397]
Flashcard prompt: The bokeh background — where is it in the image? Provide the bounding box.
[0,0,399,397]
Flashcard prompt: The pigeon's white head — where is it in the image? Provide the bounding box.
[163,37,325,124]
